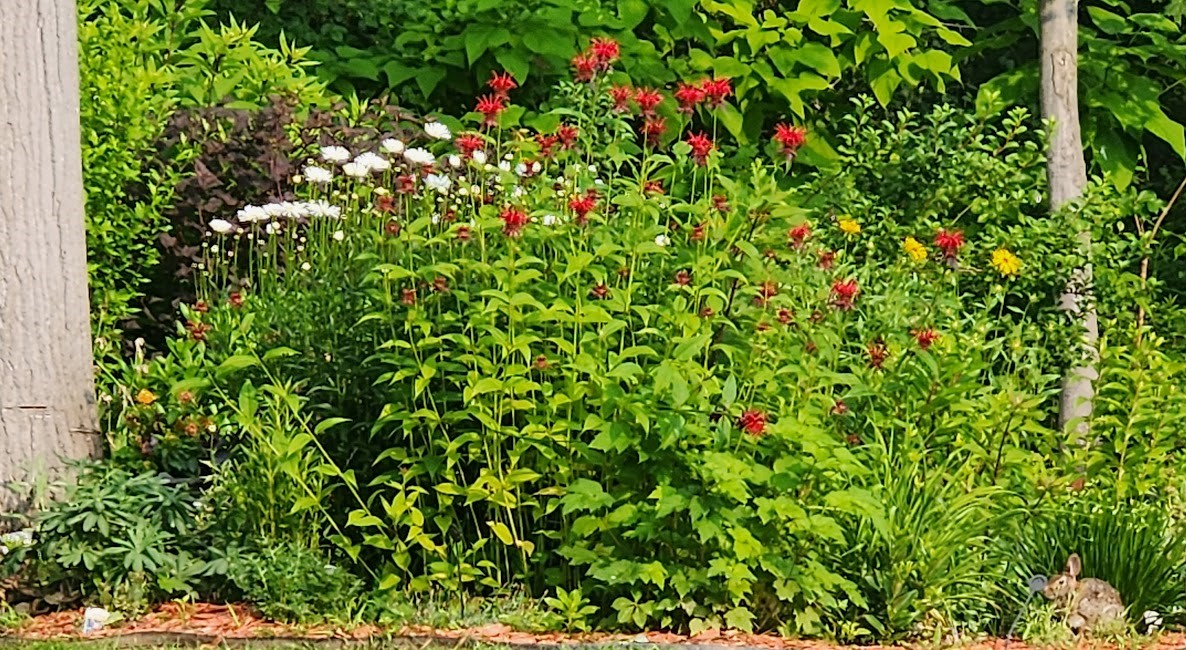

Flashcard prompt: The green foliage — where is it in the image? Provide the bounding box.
[211,0,968,145]
[1007,501,1186,628]
[223,541,364,623]
[35,466,211,611]
[79,0,327,359]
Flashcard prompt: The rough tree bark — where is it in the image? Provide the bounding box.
[0,0,100,510]
[1040,0,1097,434]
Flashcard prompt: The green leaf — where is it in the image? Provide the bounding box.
[796,42,841,78]
[796,0,840,20]
[314,417,351,435]
[487,520,514,545]
[262,346,299,361]
[347,509,384,528]
[1087,6,1127,34]
[383,61,418,89]
[494,49,530,82]
[725,606,755,631]
[415,67,447,98]
[217,354,257,376]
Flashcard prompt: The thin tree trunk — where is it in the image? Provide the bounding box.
[0,0,100,511]
[1040,0,1096,435]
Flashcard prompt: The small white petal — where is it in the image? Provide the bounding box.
[342,162,368,178]
[448,154,462,168]
[320,145,351,164]
[654,235,671,247]
[472,150,488,165]
[424,122,452,140]
[333,230,345,241]
[404,147,436,166]
[209,219,234,234]
[381,138,406,154]
[303,165,333,184]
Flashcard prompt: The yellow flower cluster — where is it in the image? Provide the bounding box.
[991,248,1022,277]
[135,388,157,405]
[838,218,861,236]
[903,237,927,263]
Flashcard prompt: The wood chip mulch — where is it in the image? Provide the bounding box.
[7,602,1186,650]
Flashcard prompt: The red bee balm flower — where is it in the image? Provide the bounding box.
[568,191,597,225]
[755,280,778,307]
[609,85,634,112]
[488,71,517,97]
[571,52,598,82]
[589,37,620,67]
[633,88,663,115]
[455,133,485,157]
[685,132,714,165]
[535,133,560,157]
[641,117,667,145]
[778,308,794,325]
[556,124,579,149]
[500,206,530,237]
[475,94,506,126]
[456,225,472,242]
[712,195,729,213]
[228,291,244,308]
[867,339,889,369]
[773,123,808,159]
[818,250,836,270]
[193,300,209,314]
[674,270,692,286]
[691,222,707,242]
[644,180,665,195]
[674,82,706,114]
[738,409,768,436]
[700,77,732,107]
[591,283,610,299]
[535,355,549,370]
[788,223,812,249]
[934,229,965,259]
[401,288,417,306]
[914,328,940,350]
[831,279,859,310]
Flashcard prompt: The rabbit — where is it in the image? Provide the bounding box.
[1042,553,1126,633]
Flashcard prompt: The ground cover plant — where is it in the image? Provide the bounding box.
[10,5,1186,644]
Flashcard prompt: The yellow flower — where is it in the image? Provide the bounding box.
[135,389,157,406]
[838,218,861,236]
[903,236,927,263]
[991,248,1022,277]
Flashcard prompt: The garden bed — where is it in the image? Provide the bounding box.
[6,604,1185,650]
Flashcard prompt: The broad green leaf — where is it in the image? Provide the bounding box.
[487,520,514,545]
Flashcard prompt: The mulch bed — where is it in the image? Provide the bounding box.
[6,603,1186,650]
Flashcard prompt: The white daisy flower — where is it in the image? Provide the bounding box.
[354,152,390,173]
[424,122,452,140]
[237,205,268,223]
[332,230,345,241]
[425,174,452,193]
[208,219,234,234]
[542,214,559,226]
[381,138,406,154]
[263,202,288,218]
[301,262,311,271]
[307,200,342,219]
[320,145,350,164]
[532,161,542,173]
[654,234,671,247]
[472,150,488,165]
[265,222,279,235]
[515,163,528,176]
[499,161,512,172]
[303,165,333,184]
[448,154,462,168]
[342,162,368,178]
[403,147,436,166]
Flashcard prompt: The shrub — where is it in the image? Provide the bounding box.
[34,465,212,611]
[223,540,364,623]
[79,0,327,359]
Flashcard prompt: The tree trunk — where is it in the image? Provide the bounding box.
[0,0,100,511]
[1040,0,1097,434]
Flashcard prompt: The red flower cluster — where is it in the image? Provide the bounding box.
[536,132,560,157]
[755,280,778,307]
[831,278,859,310]
[674,269,692,286]
[691,222,707,242]
[590,282,610,299]
[818,250,836,269]
[644,180,665,195]
[934,228,964,259]
[712,195,729,213]
[686,132,714,165]
[609,85,633,112]
[773,123,807,159]
[788,223,811,249]
[488,71,517,98]
[641,117,667,145]
[738,409,767,436]
[456,225,472,242]
[228,291,244,308]
[397,174,416,194]
[914,328,940,350]
[634,88,663,115]
[500,206,530,237]
[778,308,794,325]
[187,320,211,341]
[867,339,888,369]
[475,94,506,126]
[572,37,619,81]
[568,190,598,225]
[674,82,706,114]
[401,288,417,306]
[557,124,579,149]
[701,77,732,107]
[455,133,484,158]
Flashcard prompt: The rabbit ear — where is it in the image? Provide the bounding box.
[1066,553,1082,577]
